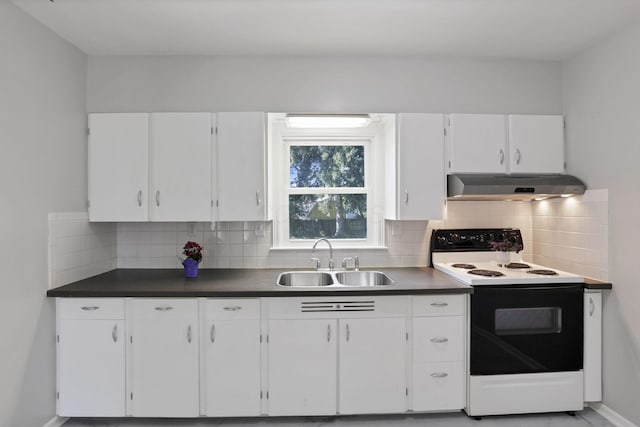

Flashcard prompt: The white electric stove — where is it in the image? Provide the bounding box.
[430,228,586,418]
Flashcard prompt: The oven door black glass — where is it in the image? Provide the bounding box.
[470,284,583,375]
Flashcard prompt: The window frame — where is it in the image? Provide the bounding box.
[269,118,387,249]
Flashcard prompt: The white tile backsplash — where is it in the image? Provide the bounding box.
[48,212,117,288]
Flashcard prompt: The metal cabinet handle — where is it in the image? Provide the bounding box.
[154,306,173,311]
[430,302,448,307]
[137,190,142,207]
[187,325,192,343]
[430,372,448,378]
[515,148,522,165]
[223,306,242,311]
[589,297,595,317]
[499,149,505,165]
[405,189,409,205]
[346,323,350,342]
[210,324,215,343]
[430,337,449,343]
[256,189,261,206]
[81,306,99,311]
[112,324,118,343]
[327,324,331,342]
[155,190,160,207]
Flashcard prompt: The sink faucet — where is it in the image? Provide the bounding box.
[312,238,334,270]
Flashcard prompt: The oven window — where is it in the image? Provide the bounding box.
[495,307,562,336]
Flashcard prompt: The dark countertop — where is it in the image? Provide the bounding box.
[584,278,613,290]
[47,267,473,298]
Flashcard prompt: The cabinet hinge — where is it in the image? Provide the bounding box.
[564,161,567,170]
[211,127,214,135]
[130,392,133,400]
[216,200,219,207]
[56,392,59,400]
[215,127,218,135]
[406,332,409,341]
[563,118,566,129]
[130,336,133,344]
[406,387,408,396]
[260,334,262,343]
[448,161,451,169]
[56,335,59,343]
[211,200,214,208]
[260,391,263,399]
[267,391,269,400]
[266,335,269,343]
[443,128,447,136]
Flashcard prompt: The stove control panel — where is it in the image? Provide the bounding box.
[431,228,523,252]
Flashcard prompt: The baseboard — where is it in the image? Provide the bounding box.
[43,415,68,427]
[590,402,638,427]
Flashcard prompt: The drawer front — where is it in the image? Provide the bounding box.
[267,296,408,319]
[413,316,465,362]
[128,298,198,319]
[205,298,260,320]
[412,295,465,316]
[58,298,125,319]
[412,361,465,411]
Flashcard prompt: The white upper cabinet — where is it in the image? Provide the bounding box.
[386,113,445,220]
[216,112,267,221]
[508,115,565,174]
[88,112,213,222]
[448,114,507,174]
[448,113,565,175]
[149,113,212,221]
[88,113,149,222]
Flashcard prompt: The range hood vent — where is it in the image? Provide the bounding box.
[447,174,586,201]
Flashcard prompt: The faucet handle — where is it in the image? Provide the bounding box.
[354,256,360,271]
[310,257,321,270]
[341,257,353,269]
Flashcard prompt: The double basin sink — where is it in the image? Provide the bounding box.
[277,271,395,288]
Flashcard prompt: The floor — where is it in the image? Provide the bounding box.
[62,408,614,427]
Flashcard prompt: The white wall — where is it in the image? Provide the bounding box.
[0,2,87,426]
[87,55,562,114]
[562,17,640,425]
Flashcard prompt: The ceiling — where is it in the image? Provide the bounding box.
[11,0,640,60]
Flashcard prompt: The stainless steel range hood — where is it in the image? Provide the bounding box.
[447,174,586,201]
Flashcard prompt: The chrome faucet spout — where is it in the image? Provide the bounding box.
[312,238,334,270]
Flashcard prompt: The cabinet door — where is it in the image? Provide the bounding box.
[149,113,212,221]
[57,319,125,416]
[338,318,407,414]
[204,318,261,416]
[508,115,565,174]
[584,291,602,402]
[217,112,266,221]
[394,113,445,220]
[88,113,148,221]
[129,299,199,417]
[448,114,507,173]
[267,319,337,415]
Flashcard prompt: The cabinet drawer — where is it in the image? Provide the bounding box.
[128,298,198,319]
[412,295,465,316]
[205,299,260,319]
[412,361,465,411]
[58,298,124,319]
[413,316,464,362]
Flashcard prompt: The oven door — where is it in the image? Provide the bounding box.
[470,283,583,375]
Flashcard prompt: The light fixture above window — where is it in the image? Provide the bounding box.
[285,114,371,129]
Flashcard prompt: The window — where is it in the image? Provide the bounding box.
[268,114,391,249]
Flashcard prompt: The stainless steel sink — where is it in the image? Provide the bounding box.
[277,271,334,287]
[277,270,395,287]
[334,271,396,287]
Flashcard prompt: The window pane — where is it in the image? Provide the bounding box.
[289,194,367,239]
[290,145,364,188]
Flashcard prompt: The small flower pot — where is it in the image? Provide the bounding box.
[182,258,199,278]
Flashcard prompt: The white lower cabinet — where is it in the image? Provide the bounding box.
[584,290,603,402]
[128,299,199,417]
[56,298,126,417]
[56,294,469,418]
[202,299,262,416]
[267,319,338,415]
[411,295,466,412]
[338,317,407,414]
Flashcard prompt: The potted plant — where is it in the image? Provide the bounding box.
[182,241,203,278]
[489,237,523,266]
